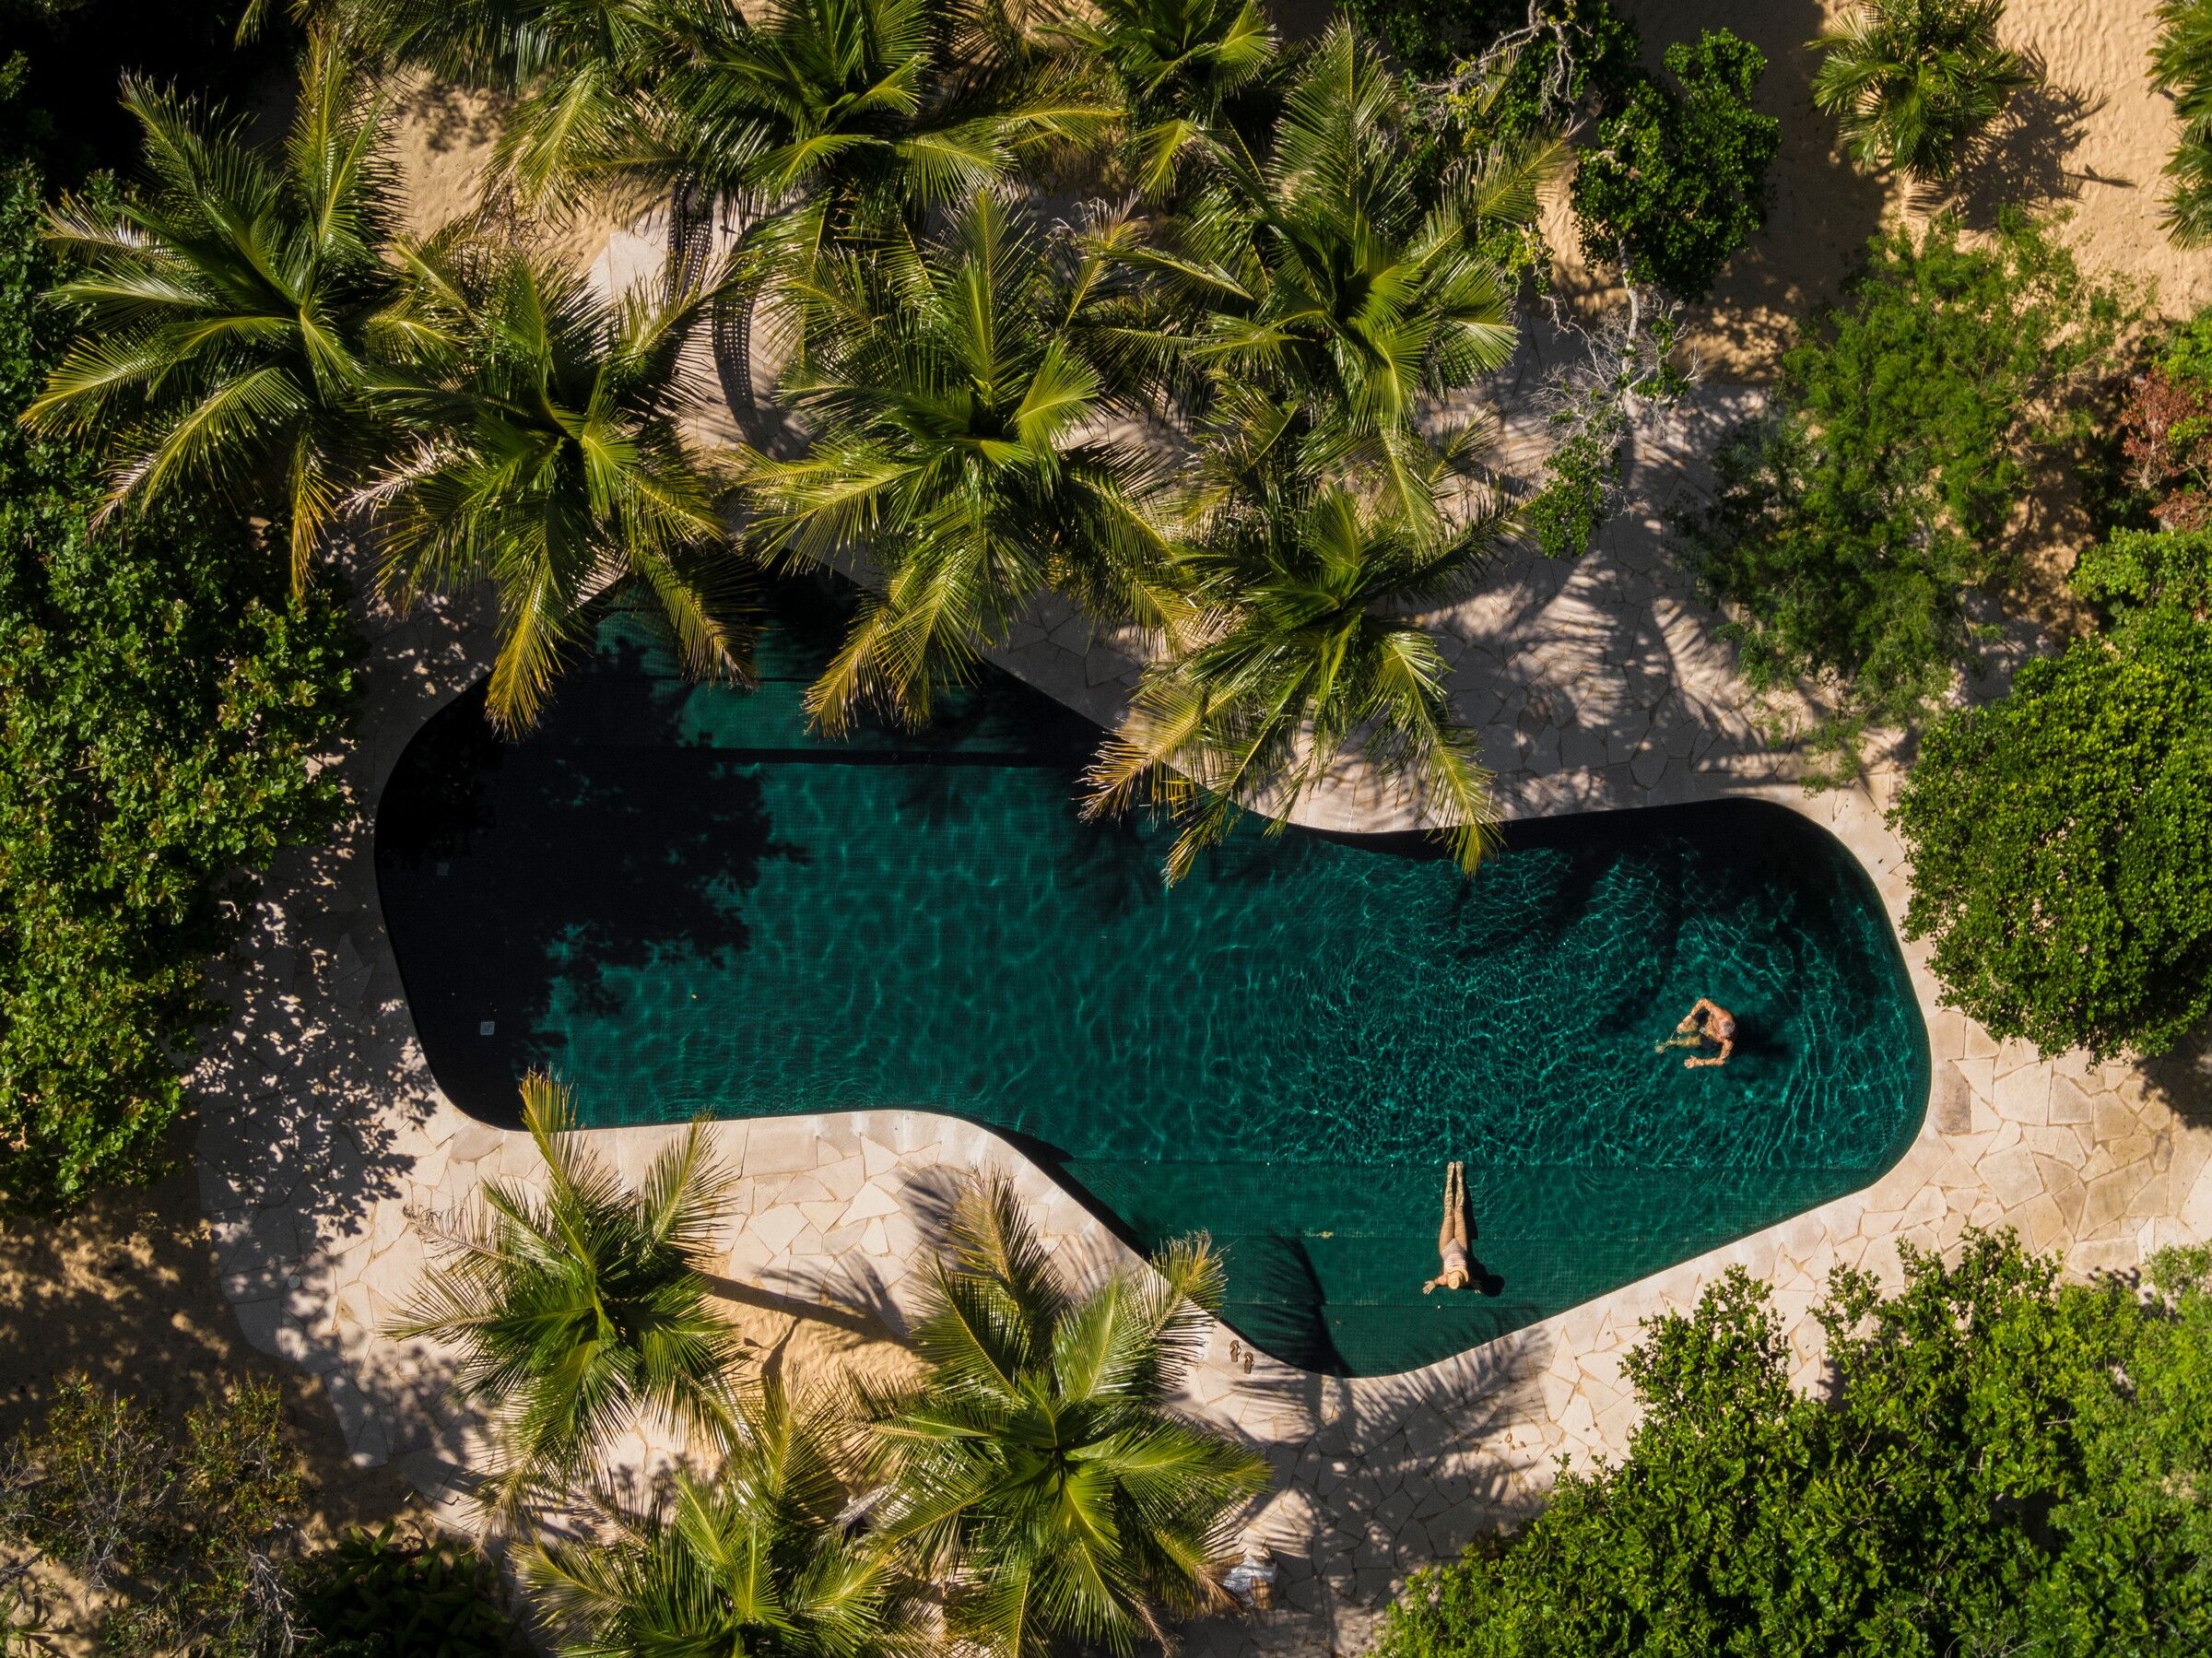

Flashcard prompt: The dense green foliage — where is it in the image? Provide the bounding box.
[370,236,752,733]
[740,189,1163,735]
[1335,0,1632,87]
[1812,0,2034,184]
[868,1176,1270,1658]
[1687,212,2124,769]
[1571,31,1778,300]
[2154,0,2212,246]
[0,1375,303,1655]
[1,0,295,185]
[294,1524,524,1658]
[1372,1230,2212,1658]
[27,34,400,588]
[530,1380,920,1658]
[1890,535,2212,1058]
[0,147,356,1211]
[391,1076,745,1515]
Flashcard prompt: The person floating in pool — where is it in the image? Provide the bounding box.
[1658,996,1736,1068]
[1424,1161,1473,1293]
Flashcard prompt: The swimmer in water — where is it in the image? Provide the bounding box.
[1656,997,1736,1068]
[1423,1161,1472,1293]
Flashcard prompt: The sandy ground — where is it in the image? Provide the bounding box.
[1589,0,2212,375]
[386,76,633,266]
[0,1131,419,1535]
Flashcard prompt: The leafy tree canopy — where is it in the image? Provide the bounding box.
[0,138,357,1210]
[1571,30,1778,300]
[1685,211,2125,771]
[1889,580,2212,1058]
[1372,1229,2212,1658]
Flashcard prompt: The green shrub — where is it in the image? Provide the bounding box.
[0,1375,304,1656]
[1340,0,1635,95]
[1685,212,2126,770]
[1525,426,1617,559]
[0,151,358,1210]
[1889,598,2212,1058]
[1371,1230,2212,1658]
[295,1525,523,1658]
[2072,524,2212,618]
[1571,30,1779,300]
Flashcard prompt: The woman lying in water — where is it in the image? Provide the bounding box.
[1424,1160,1472,1293]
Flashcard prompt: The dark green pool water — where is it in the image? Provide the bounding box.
[376,604,1928,1377]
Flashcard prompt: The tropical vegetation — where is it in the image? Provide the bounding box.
[2154,0,2212,245]
[867,1176,1270,1658]
[406,1157,1266,1658]
[0,101,356,1212]
[1372,1229,2212,1658]
[1891,523,2212,1058]
[1685,211,2126,777]
[390,1075,746,1515]
[1571,29,1778,300]
[530,1377,920,1658]
[1811,0,2035,185]
[0,1374,520,1654]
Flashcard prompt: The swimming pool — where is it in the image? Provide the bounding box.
[375,594,1929,1377]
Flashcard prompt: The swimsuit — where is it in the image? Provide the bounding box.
[1441,1241,1469,1275]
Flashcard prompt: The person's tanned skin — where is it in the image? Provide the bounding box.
[1657,996,1736,1068]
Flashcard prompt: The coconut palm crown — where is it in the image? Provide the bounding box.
[1126,22,1536,519]
[1044,0,1280,197]
[2154,0,2212,246]
[530,1375,921,1658]
[391,1075,745,1516]
[1090,478,1503,881]
[865,1174,1268,1658]
[739,189,1171,734]
[362,237,754,732]
[1810,0,2035,185]
[23,29,397,589]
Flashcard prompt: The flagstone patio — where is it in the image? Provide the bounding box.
[194,335,2212,1655]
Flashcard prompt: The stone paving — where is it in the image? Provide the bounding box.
[193,308,2212,1656]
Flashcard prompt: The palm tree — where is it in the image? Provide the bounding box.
[1043,0,1279,197]
[866,1175,1268,1658]
[362,237,755,733]
[738,189,1171,734]
[2154,0,2212,246]
[333,0,700,201]
[530,1376,921,1658]
[1810,0,2035,185]
[23,29,397,589]
[1088,479,1503,881]
[391,1075,745,1516]
[1124,22,1538,518]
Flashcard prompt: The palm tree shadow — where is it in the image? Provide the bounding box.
[1937,75,2104,231]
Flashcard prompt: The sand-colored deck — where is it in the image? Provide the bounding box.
[195,18,2212,1652]
[194,395,2211,1658]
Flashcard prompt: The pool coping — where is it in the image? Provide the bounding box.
[194,384,2212,1658]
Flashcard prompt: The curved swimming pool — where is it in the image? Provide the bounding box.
[376,601,1928,1377]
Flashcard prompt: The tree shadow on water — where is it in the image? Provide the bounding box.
[375,643,792,1124]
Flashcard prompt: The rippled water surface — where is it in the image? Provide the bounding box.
[377,603,1928,1376]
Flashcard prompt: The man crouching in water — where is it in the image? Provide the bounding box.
[1658,996,1736,1068]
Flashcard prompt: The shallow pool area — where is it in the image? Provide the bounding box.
[375,602,1928,1377]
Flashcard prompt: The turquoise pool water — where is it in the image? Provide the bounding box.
[376,597,1929,1377]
